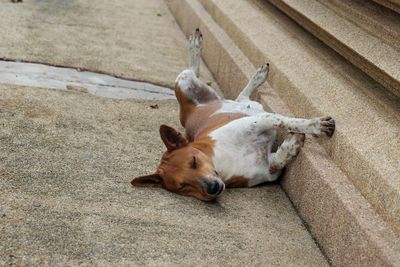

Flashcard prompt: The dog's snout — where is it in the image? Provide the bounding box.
[206,180,223,196]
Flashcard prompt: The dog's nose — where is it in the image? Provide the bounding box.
[206,180,223,196]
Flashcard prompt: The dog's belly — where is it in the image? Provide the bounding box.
[209,116,277,186]
[212,100,265,116]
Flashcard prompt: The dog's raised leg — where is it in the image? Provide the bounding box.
[175,28,221,126]
[269,133,305,174]
[177,28,221,106]
[255,113,334,175]
[189,28,203,78]
[236,63,269,102]
[254,113,336,137]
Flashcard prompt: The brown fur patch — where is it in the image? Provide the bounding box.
[225,176,249,188]
[185,103,247,140]
[269,165,280,174]
[191,82,220,103]
[174,83,196,127]
[192,136,215,158]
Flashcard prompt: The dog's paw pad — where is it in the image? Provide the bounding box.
[290,133,305,156]
[295,133,306,146]
[269,164,280,174]
[256,63,269,75]
[321,116,335,137]
[189,28,203,50]
[251,63,269,87]
[260,63,269,72]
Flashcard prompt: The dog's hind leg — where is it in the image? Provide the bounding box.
[268,133,305,174]
[252,113,336,137]
[175,69,221,126]
[189,28,203,78]
[236,63,269,102]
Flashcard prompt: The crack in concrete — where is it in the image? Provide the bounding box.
[0,61,176,100]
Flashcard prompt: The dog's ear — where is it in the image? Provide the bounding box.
[159,124,188,151]
[131,173,163,188]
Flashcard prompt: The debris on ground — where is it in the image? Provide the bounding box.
[150,104,159,109]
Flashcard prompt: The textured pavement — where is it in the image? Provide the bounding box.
[0,85,327,266]
[0,0,328,266]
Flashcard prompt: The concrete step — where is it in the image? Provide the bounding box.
[266,0,400,98]
[323,0,400,50]
[373,0,400,14]
[0,0,329,265]
[166,0,400,265]
[197,0,400,237]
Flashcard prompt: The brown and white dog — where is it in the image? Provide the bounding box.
[131,29,335,201]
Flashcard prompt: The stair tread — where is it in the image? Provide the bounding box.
[322,0,400,49]
[268,0,400,97]
[373,0,400,14]
[167,0,400,265]
[199,0,400,235]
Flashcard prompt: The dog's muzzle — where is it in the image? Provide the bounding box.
[204,179,225,197]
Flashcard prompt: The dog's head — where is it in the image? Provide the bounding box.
[131,125,225,201]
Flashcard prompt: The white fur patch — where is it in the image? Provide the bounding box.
[212,100,264,116]
[209,116,278,186]
[175,69,197,91]
[175,69,200,104]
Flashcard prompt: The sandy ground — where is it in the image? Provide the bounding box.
[0,85,328,266]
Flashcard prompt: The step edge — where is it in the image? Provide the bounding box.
[373,0,400,14]
[267,0,400,98]
[320,0,400,50]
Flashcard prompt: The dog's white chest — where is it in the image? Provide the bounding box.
[209,115,277,185]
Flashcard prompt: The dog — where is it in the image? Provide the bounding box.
[131,29,335,201]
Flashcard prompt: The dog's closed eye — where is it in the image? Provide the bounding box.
[191,156,197,169]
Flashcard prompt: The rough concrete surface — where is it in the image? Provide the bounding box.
[325,0,400,49]
[373,0,400,13]
[0,0,329,265]
[192,0,400,237]
[267,0,400,97]
[0,0,216,88]
[166,0,400,266]
[0,85,328,266]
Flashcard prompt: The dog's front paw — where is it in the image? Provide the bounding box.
[320,116,335,137]
[289,133,305,156]
[294,133,306,148]
[189,28,203,51]
[250,63,269,88]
